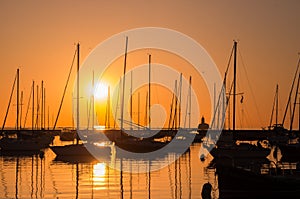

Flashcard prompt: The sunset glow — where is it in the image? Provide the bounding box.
[94,82,109,100]
[0,1,299,198]
[0,1,299,130]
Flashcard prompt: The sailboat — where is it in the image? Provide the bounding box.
[17,80,54,143]
[104,38,197,153]
[266,84,291,145]
[50,43,111,160]
[209,41,270,159]
[215,156,300,198]
[0,69,53,152]
[275,58,300,161]
[110,43,171,153]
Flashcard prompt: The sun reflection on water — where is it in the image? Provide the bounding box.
[92,162,107,190]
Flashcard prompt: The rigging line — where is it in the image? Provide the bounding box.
[210,44,235,129]
[1,72,17,132]
[210,76,233,130]
[168,81,176,130]
[224,44,235,81]
[120,36,128,131]
[210,85,225,129]
[23,81,33,128]
[35,85,41,129]
[53,48,77,130]
[172,80,179,129]
[290,73,300,131]
[114,78,121,129]
[238,48,263,127]
[269,85,277,128]
[282,56,300,125]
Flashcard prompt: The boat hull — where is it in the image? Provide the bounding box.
[279,143,300,161]
[0,137,52,151]
[51,144,91,156]
[50,143,112,160]
[210,143,271,159]
[217,164,300,198]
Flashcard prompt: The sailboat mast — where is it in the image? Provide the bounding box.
[17,68,19,130]
[189,76,192,129]
[76,43,80,144]
[120,37,128,131]
[138,92,140,130]
[178,73,182,129]
[130,71,133,130]
[36,85,39,129]
[92,71,94,130]
[48,106,49,130]
[275,84,279,126]
[148,54,151,130]
[44,87,46,129]
[32,81,34,131]
[145,92,148,129]
[20,91,23,129]
[107,86,110,129]
[41,80,44,129]
[233,41,237,131]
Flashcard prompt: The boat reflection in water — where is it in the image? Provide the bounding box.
[215,146,300,199]
[0,142,220,199]
[1,138,300,199]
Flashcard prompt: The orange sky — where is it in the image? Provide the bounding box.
[1,0,300,129]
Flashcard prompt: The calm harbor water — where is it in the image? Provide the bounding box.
[0,139,219,199]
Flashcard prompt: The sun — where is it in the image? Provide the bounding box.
[94,82,109,100]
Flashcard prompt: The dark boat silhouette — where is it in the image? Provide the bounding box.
[207,42,271,159]
[216,158,300,198]
[0,136,52,151]
[51,138,112,160]
[0,69,53,152]
[279,140,300,161]
[268,59,300,161]
[210,141,271,159]
[49,44,112,161]
[59,128,76,141]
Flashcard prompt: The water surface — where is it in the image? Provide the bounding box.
[0,142,219,199]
